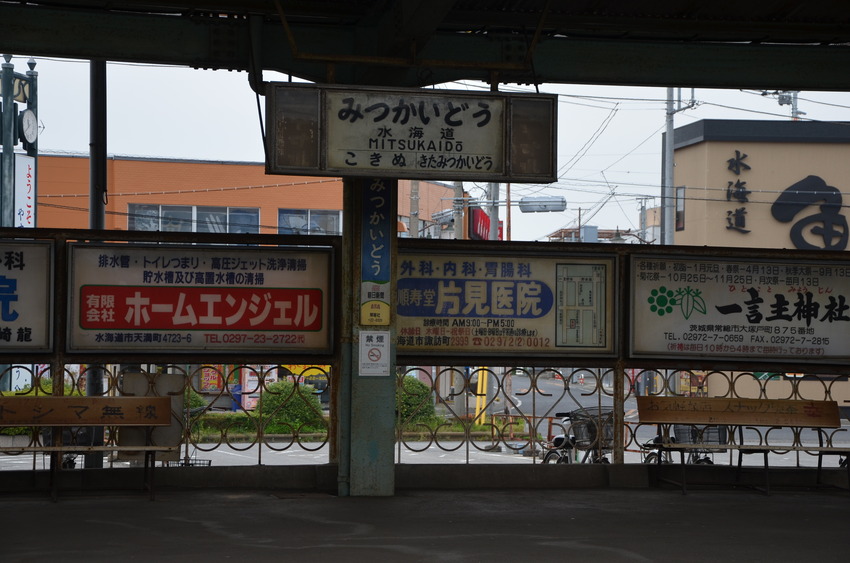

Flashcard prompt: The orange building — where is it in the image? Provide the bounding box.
[35,153,459,237]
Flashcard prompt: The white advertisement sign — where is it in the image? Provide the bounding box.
[14,154,35,228]
[397,251,615,356]
[0,241,52,351]
[631,255,850,363]
[68,244,332,353]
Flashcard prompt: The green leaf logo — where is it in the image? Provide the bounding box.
[675,286,707,319]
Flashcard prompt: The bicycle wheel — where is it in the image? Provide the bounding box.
[543,450,566,464]
[643,452,659,464]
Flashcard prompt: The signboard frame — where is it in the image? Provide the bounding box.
[396,246,617,359]
[630,253,850,364]
[67,242,334,355]
[0,239,53,353]
[266,83,557,183]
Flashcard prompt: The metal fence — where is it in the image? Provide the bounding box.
[0,363,331,469]
[395,365,850,467]
[2,363,849,470]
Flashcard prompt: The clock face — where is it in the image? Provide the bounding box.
[20,110,37,143]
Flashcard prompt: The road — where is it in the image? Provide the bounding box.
[1,437,846,469]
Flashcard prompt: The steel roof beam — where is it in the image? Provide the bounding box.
[1,4,850,90]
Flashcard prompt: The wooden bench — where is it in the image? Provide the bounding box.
[636,396,850,494]
[0,395,174,500]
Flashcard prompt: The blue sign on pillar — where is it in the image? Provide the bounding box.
[360,178,392,325]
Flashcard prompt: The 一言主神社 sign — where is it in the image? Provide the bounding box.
[631,255,850,363]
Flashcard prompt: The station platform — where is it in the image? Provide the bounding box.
[3,484,849,562]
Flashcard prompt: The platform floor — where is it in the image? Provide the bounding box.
[2,487,849,562]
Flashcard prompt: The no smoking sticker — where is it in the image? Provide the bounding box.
[359,330,390,376]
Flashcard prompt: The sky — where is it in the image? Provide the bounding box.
[19,55,850,241]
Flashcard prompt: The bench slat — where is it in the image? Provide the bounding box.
[636,396,840,428]
[0,396,171,426]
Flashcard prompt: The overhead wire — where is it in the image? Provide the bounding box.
[28,61,850,235]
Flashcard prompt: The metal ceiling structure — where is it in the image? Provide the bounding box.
[1,1,849,91]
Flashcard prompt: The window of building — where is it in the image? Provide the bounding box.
[675,186,685,231]
[128,204,259,233]
[278,209,341,235]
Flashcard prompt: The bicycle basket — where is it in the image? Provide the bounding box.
[673,424,727,453]
[569,408,614,450]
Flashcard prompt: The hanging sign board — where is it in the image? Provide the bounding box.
[397,250,615,357]
[631,255,850,363]
[68,243,332,354]
[266,83,557,183]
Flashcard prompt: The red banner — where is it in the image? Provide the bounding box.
[80,286,323,331]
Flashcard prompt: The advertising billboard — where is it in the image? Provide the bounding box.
[631,255,850,363]
[68,243,332,353]
[0,240,52,352]
[397,250,615,357]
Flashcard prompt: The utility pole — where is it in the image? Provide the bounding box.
[662,88,675,246]
[777,91,806,121]
[661,88,695,246]
[637,197,649,243]
[452,181,464,240]
[505,182,511,241]
[488,182,499,240]
[409,180,419,238]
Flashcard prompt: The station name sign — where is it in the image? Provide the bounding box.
[266,84,557,183]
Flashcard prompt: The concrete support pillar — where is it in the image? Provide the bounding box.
[340,177,397,496]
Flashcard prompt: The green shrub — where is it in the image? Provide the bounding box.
[396,375,436,424]
[0,426,31,436]
[185,386,207,409]
[1,378,83,397]
[255,379,326,434]
[192,411,259,436]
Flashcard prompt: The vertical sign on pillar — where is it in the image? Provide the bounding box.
[14,154,35,228]
[360,178,392,326]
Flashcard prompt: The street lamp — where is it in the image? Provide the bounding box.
[0,54,38,228]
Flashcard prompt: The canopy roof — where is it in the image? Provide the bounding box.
[1,1,849,89]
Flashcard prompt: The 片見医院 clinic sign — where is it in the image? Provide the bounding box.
[68,243,332,353]
[266,84,556,183]
[397,250,615,357]
[631,255,850,363]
